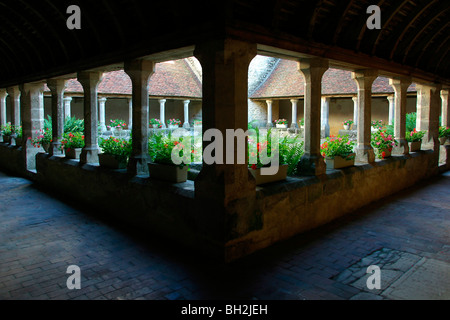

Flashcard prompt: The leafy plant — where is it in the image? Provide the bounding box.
[61,132,85,151]
[439,126,450,138]
[13,125,23,138]
[148,132,192,167]
[343,119,354,126]
[299,118,305,127]
[279,135,304,176]
[406,129,425,142]
[30,128,52,147]
[109,119,127,129]
[1,122,12,136]
[371,120,383,129]
[150,118,163,128]
[406,112,417,132]
[274,119,288,125]
[321,135,355,160]
[371,129,398,159]
[167,119,182,126]
[99,136,132,164]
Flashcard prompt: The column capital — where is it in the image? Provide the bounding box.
[298,57,329,71]
[440,89,449,98]
[183,100,191,104]
[352,96,358,102]
[266,99,273,105]
[47,79,67,94]
[77,71,104,88]
[63,96,73,102]
[124,59,155,79]
[19,82,46,95]
[98,97,108,103]
[0,88,7,99]
[290,99,298,104]
[159,99,167,104]
[7,86,20,97]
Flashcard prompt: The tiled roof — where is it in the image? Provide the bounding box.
[44,59,202,98]
[250,59,416,99]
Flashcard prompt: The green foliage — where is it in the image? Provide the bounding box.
[13,125,22,138]
[43,116,84,133]
[320,135,355,160]
[1,122,12,136]
[406,112,416,132]
[279,135,304,176]
[406,129,425,142]
[439,126,450,138]
[109,119,127,129]
[148,132,192,167]
[371,129,398,159]
[99,136,132,164]
[61,132,85,150]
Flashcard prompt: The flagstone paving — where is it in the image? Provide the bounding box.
[0,170,449,300]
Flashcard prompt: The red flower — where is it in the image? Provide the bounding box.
[381,151,386,159]
[251,164,257,170]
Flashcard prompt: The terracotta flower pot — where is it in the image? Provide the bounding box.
[65,148,82,159]
[42,142,51,153]
[2,135,11,144]
[98,153,127,169]
[325,153,355,169]
[148,162,188,183]
[439,137,448,145]
[409,141,422,152]
[249,164,288,185]
[378,148,392,159]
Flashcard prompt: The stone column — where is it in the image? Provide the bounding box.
[0,89,7,127]
[441,90,449,128]
[266,99,273,127]
[98,97,107,132]
[183,100,191,128]
[47,79,67,156]
[416,84,442,152]
[390,78,412,155]
[19,82,45,170]
[352,96,358,129]
[128,98,133,129]
[352,70,378,164]
[193,38,257,209]
[290,99,298,128]
[321,96,330,137]
[124,59,155,175]
[0,89,7,142]
[7,86,21,129]
[387,95,395,125]
[77,71,104,164]
[297,58,329,175]
[159,99,167,128]
[64,97,72,119]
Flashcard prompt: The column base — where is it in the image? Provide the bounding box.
[49,142,63,156]
[392,139,409,155]
[127,155,149,176]
[298,154,326,176]
[80,147,99,164]
[183,122,190,129]
[356,145,375,164]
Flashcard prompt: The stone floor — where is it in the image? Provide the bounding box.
[0,169,449,300]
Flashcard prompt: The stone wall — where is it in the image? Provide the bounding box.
[1,141,448,262]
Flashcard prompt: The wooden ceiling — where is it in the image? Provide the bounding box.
[0,0,448,87]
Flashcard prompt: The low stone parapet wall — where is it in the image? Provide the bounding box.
[0,143,448,262]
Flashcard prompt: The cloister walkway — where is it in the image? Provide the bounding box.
[0,169,449,300]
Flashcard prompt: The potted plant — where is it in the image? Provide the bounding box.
[150,118,163,129]
[343,119,354,130]
[274,119,288,129]
[321,135,356,169]
[13,125,23,147]
[61,132,85,159]
[99,136,132,169]
[1,122,12,144]
[371,120,383,131]
[167,119,182,129]
[406,128,425,152]
[148,133,190,182]
[248,130,289,185]
[30,128,52,152]
[109,119,127,131]
[371,129,398,159]
[299,118,305,129]
[439,126,450,145]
